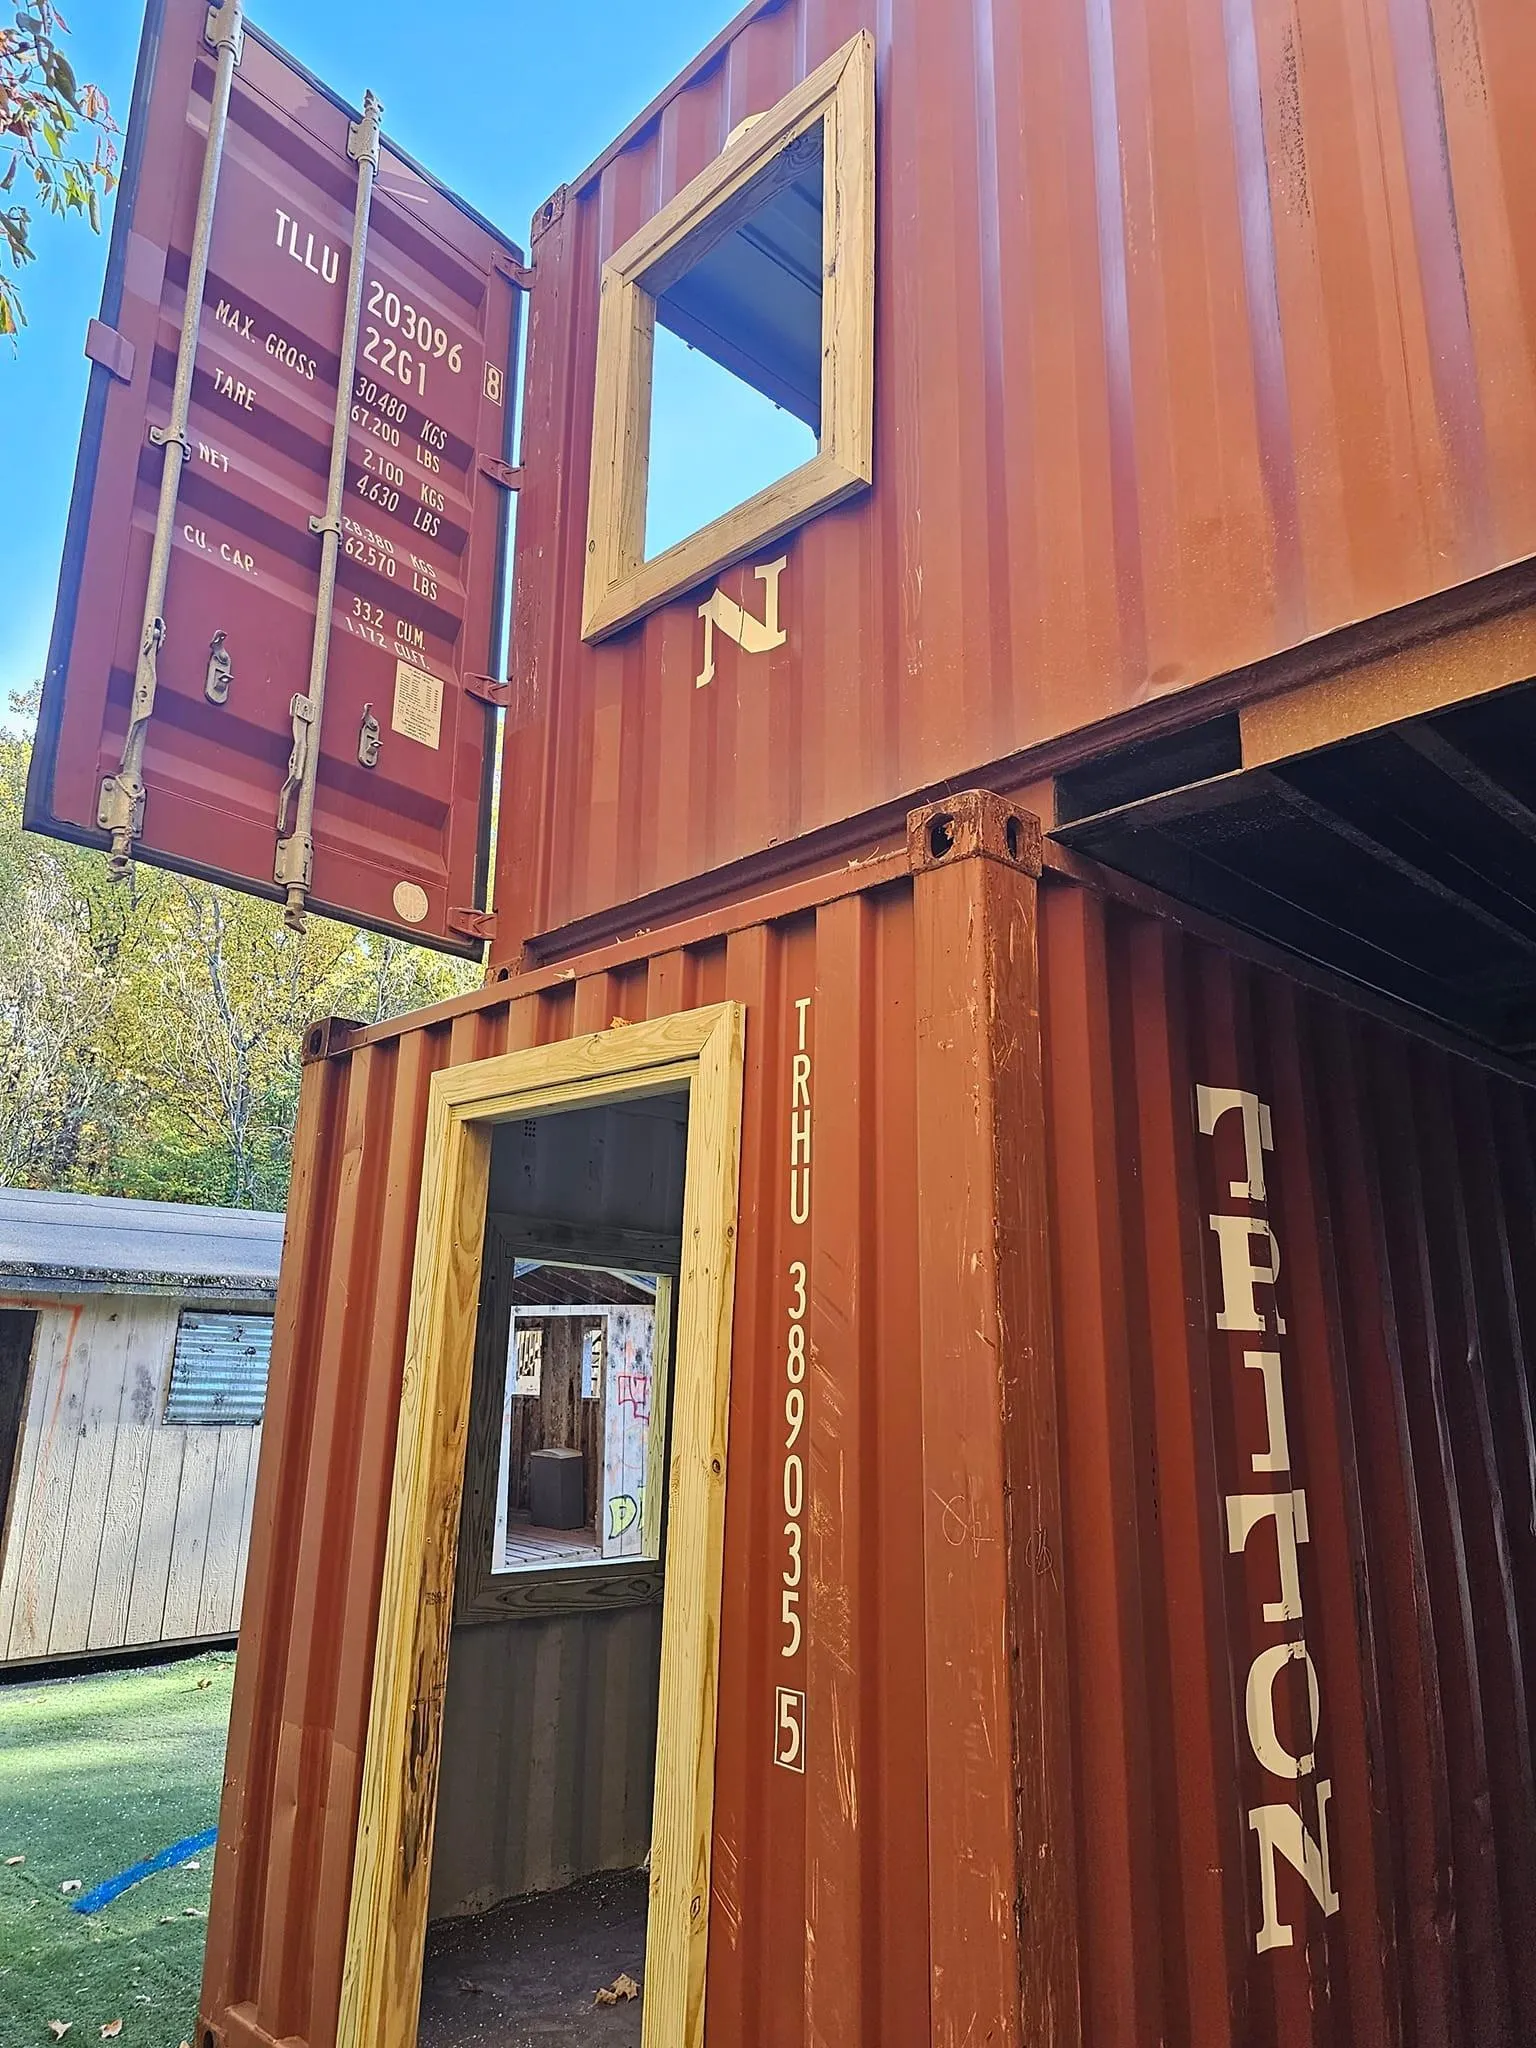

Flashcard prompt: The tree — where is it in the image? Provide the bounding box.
[0,703,481,1207]
[0,2,117,340]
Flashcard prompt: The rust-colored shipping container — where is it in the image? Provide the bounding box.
[201,814,1536,2048]
[35,0,1527,2042]
[495,0,1536,950]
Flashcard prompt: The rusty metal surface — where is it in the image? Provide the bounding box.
[496,0,1536,956]
[202,851,1536,2046]
[29,0,520,950]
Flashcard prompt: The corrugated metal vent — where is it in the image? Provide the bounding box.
[164,1312,273,1426]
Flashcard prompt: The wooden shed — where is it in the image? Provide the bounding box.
[0,1188,284,1668]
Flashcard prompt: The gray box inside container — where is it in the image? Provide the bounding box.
[528,1447,586,1530]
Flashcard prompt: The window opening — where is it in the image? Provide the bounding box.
[644,125,824,559]
[491,1261,669,1573]
[583,30,874,640]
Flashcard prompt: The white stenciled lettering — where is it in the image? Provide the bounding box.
[1199,1080,1340,1956]
[274,206,340,285]
[1196,1084,1275,1201]
[213,296,254,342]
[775,996,813,1772]
[1249,1786,1340,1953]
[1243,1350,1291,1473]
[212,365,255,412]
[264,329,316,380]
[196,441,229,474]
[219,543,255,576]
[1245,1640,1321,1781]
[1208,1214,1287,1334]
[1226,1488,1310,1625]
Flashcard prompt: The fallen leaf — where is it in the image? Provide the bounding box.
[183,1906,206,1918]
[457,1980,482,1995]
[60,1879,82,1894]
[47,2025,71,2041]
[158,1916,175,1926]
[100,2026,123,2041]
[195,1678,211,1691]
[593,1974,640,2006]
[183,1859,201,1871]
[4,1854,23,1866]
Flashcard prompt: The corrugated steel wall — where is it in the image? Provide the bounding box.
[428,1607,662,1920]
[202,852,1536,2047]
[1039,880,1536,2046]
[496,0,1536,949]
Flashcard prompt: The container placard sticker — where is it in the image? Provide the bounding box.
[392,661,443,748]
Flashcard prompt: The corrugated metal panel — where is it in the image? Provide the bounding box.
[1036,879,1536,2045]
[428,1607,663,1920]
[201,845,1536,2047]
[164,1313,274,1427]
[496,0,1536,953]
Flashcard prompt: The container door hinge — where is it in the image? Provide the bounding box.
[448,907,497,941]
[477,456,523,492]
[464,673,511,708]
[495,253,535,291]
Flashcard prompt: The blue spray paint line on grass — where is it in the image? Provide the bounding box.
[71,1825,218,1914]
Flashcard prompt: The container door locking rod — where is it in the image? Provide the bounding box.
[275,89,383,930]
[98,0,244,877]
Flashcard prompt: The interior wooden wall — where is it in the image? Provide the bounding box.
[0,1296,263,1664]
[507,1314,602,1526]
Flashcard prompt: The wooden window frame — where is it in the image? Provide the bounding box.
[582,29,875,642]
[336,1004,745,2048]
[453,1228,677,1625]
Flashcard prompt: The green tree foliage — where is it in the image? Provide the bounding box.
[0,709,480,1207]
[0,2,117,340]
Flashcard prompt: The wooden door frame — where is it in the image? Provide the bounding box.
[336,1004,746,2048]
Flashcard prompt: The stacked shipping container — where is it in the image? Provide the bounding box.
[163,0,1536,2039]
[203,833,1536,2047]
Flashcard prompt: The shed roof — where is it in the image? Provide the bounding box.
[0,1187,285,1302]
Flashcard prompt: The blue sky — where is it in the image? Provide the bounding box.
[0,0,806,703]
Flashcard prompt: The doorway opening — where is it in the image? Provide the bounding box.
[336,1007,744,2048]
[423,1093,686,2041]
[0,1309,40,1594]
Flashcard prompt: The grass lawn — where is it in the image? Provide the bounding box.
[0,1649,235,2048]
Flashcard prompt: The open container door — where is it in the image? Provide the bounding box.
[26,0,524,955]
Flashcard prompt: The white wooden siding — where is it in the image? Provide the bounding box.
[0,1297,263,1663]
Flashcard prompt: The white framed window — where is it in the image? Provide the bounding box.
[583,30,875,641]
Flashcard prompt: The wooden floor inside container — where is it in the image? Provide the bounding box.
[417,1867,647,2045]
[498,1513,602,1569]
